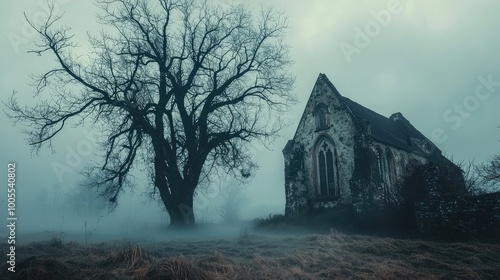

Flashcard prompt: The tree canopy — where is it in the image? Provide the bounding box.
[5,0,295,226]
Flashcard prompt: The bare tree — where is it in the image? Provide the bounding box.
[455,159,484,195]
[4,0,295,226]
[64,185,107,220]
[216,183,247,224]
[455,156,500,195]
[451,158,483,194]
[479,154,500,193]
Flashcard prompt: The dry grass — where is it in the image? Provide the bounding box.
[2,232,500,279]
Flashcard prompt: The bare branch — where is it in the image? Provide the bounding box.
[5,0,294,226]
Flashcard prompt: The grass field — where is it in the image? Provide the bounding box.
[2,229,500,279]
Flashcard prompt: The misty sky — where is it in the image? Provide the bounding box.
[1,0,500,234]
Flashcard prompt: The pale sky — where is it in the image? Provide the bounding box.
[1,0,500,234]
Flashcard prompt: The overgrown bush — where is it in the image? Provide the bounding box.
[254,203,422,237]
[254,204,360,232]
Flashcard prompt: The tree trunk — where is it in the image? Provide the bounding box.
[161,186,196,227]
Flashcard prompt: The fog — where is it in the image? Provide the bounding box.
[2,0,500,243]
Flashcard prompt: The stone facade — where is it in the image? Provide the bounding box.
[415,192,500,237]
[283,74,466,218]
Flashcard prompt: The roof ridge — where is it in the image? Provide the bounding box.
[341,97,394,121]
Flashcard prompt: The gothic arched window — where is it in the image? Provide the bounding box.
[315,104,329,130]
[315,138,339,197]
[375,146,385,182]
[386,149,397,183]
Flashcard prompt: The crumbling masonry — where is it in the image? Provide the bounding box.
[283,74,480,233]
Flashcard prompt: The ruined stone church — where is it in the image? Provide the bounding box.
[283,74,465,218]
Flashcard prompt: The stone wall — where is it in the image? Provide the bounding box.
[415,192,500,237]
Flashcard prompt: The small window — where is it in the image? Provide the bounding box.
[315,104,329,130]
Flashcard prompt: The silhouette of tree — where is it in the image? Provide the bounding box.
[216,183,247,224]
[454,159,483,195]
[479,154,500,192]
[64,185,107,220]
[4,0,295,226]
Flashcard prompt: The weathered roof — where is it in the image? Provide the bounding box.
[317,73,437,155]
[341,97,415,152]
[287,73,444,160]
